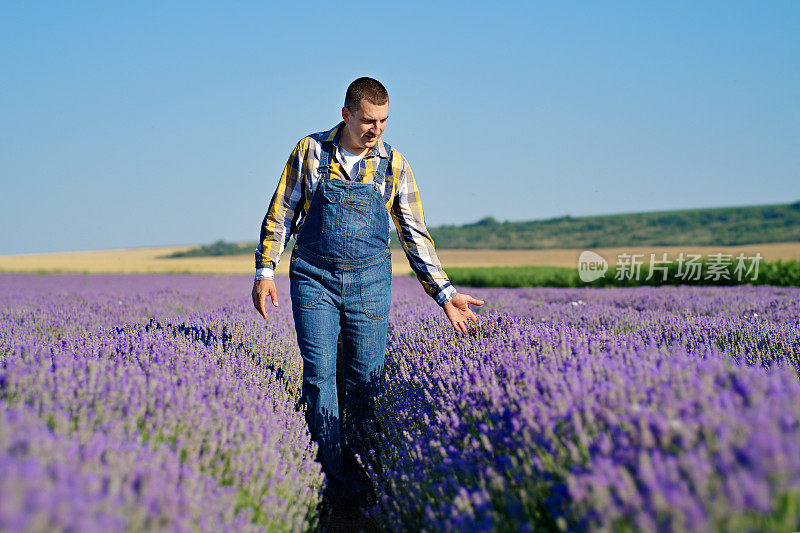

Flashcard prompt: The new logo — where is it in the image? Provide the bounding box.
[578,251,608,282]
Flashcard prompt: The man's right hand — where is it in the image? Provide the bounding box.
[252,279,279,319]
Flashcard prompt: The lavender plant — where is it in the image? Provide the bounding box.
[367,282,800,532]
[1,274,799,532]
[0,274,322,532]
[0,404,257,532]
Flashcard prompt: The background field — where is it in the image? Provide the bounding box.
[446,260,800,288]
[2,242,799,277]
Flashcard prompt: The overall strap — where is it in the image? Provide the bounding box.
[373,141,392,187]
[317,140,335,180]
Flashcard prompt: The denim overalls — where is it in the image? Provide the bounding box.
[289,138,392,505]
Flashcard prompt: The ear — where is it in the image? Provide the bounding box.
[341,106,350,124]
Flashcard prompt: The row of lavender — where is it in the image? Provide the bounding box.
[2,274,800,531]
[0,274,322,532]
[368,283,800,531]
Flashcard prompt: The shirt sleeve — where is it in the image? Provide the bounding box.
[390,154,457,306]
[255,139,307,276]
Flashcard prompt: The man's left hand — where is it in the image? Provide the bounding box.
[443,293,485,333]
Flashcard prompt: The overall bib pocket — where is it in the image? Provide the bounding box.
[341,195,373,236]
[319,186,374,237]
[320,190,342,236]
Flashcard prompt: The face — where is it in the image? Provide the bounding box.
[341,99,389,153]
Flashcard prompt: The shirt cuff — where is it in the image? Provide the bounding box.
[434,284,457,306]
[254,267,274,281]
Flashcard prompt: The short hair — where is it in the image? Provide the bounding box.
[344,77,389,111]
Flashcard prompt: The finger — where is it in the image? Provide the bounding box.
[268,286,279,307]
[469,297,485,306]
[256,294,268,319]
[457,320,467,334]
[252,291,264,315]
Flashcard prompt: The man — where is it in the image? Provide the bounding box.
[251,77,484,512]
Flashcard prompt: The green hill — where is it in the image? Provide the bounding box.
[168,201,800,257]
[428,201,800,249]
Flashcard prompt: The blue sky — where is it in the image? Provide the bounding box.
[1,1,798,254]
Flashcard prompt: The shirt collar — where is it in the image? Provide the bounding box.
[323,122,388,158]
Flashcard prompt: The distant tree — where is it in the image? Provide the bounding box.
[471,216,500,227]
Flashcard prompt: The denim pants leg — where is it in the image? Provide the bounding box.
[340,257,391,496]
[290,255,346,500]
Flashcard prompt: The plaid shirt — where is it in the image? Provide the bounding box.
[255,122,456,306]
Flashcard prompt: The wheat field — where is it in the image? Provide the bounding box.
[1,242,798,276]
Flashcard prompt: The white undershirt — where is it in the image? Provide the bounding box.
[338,145,364,180]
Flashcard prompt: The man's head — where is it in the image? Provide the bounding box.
[340,77,389,155]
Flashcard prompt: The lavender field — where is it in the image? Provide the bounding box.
[1,273,799,532]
